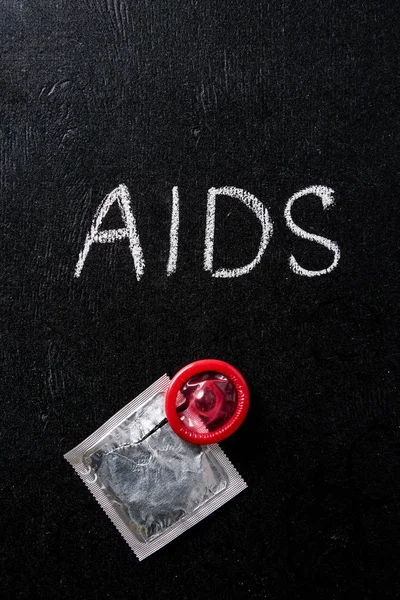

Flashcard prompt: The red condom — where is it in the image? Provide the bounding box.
[165,360,250,444]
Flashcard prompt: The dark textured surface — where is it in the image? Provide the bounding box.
[1,1,399,598]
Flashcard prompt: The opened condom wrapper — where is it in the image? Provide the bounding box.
[64,364,248,561]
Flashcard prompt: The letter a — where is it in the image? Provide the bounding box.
[74,184,145,280]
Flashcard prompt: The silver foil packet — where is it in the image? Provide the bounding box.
[64,375,247,560]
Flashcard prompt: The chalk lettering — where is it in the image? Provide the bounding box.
[166,186,179,276]
[284,185,340,277]
[204,186,273,278]
[74,184,145,280]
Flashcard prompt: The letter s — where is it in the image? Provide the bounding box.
[284,185,340,277]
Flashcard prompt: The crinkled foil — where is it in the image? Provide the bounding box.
[84,392,228,542]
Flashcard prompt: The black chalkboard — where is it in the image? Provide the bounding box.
[2,2,399,598]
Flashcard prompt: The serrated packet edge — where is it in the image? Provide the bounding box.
[64,374,247,561]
